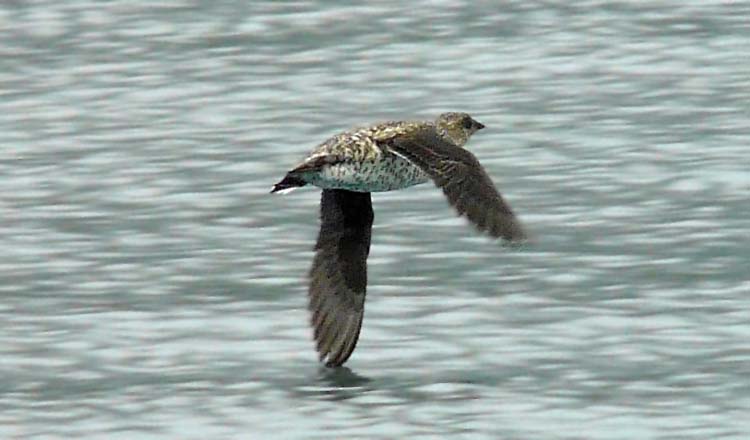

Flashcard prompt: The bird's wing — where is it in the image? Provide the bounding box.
[384,129,526,242]
[309,189,373,367]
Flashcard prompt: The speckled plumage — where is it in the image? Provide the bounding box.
[272,113,482,194]
[286,120,433,192]
[271,112,526,367]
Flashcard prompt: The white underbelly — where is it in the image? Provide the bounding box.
[307,157,429,192]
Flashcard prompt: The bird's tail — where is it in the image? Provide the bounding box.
[270,173,307,194]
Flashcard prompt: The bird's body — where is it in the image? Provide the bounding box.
[276,120,437,193]
[305,155,428,192]
[301,121,431,192]
[272,112,526,367]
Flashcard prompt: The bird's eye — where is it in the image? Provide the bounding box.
[462,118,473,129]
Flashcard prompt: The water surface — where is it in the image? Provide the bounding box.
[1,1,749,439]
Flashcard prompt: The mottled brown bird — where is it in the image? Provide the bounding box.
[272,112,525,367]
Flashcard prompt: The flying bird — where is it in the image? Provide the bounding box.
[271,112,525,367]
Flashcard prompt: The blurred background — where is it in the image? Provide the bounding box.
[1,1,749,439]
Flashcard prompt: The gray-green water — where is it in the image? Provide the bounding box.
[2,1,749,439]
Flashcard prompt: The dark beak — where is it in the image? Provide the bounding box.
[474,120,485,130]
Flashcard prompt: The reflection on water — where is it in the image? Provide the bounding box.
[1,0,749,439]
[296,367,375,402]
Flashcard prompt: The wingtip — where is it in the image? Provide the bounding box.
[502,238,528,249]
[501,228,530,247]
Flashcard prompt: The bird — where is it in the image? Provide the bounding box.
[271,112,526,367]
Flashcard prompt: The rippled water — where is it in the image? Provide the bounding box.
[1,1,749,439]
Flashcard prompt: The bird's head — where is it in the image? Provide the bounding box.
[434,112,485,147]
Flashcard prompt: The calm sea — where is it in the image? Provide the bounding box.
[1,1,749,439]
